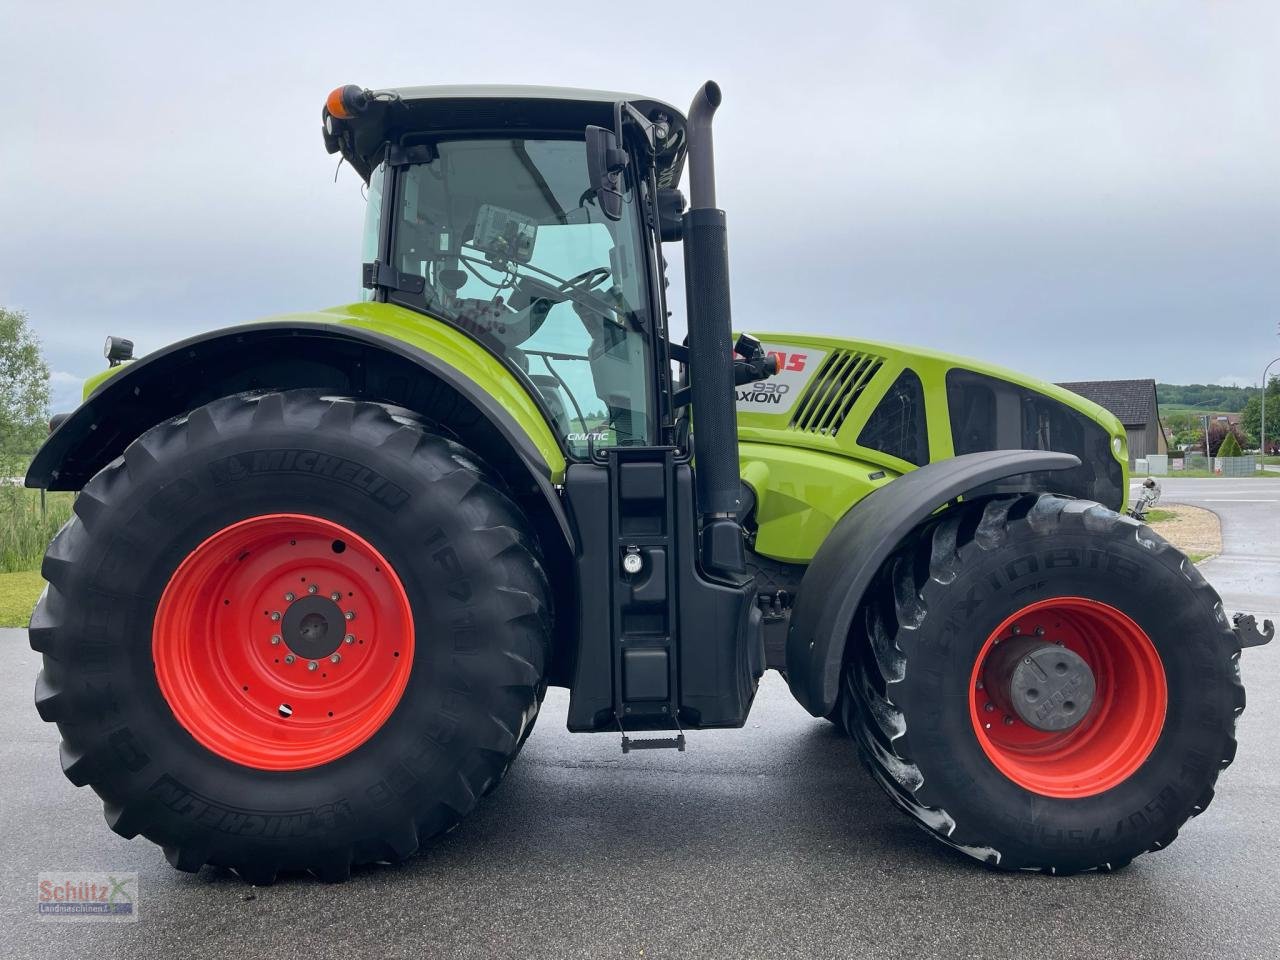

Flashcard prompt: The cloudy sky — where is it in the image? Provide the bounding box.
[2,1,1277,410]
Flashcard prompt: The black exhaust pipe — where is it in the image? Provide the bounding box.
[682,81,745,577]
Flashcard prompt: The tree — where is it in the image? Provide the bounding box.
[1240,376,1280,452]
[0,307,51,465]
[1163,411,1204,448]
[1201,420,1247,457]
[1156,382,1256,413]
[1217,431,1243,458]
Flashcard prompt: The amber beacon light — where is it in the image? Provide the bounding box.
[325,84,370,119]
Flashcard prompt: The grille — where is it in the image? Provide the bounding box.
[789,350,884,435]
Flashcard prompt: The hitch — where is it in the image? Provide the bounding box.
[1232,612,1275,649]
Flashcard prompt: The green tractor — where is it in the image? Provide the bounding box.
[28,82,1270,883]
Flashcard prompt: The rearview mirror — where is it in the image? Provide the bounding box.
[656,187,686,242]
[585,125,627,221]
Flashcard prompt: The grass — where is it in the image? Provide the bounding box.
[0,484,69,627]
[0,569,44,627]
[1,486,72,573]
[1141,508,1177,522]
[1159,404,1237,415]
[1185,552,1210,564]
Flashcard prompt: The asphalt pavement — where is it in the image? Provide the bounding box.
[2,481,1277,959]
[1141,474,1280,622]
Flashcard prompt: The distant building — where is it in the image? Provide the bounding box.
[1056,378,1169,469]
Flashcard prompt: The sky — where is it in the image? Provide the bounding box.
[1,1,1277,412]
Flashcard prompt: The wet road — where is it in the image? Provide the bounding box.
[2,481,1277,959]
[1135,474,1280,621]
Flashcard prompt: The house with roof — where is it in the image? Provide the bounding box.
[1056,378,1168,469]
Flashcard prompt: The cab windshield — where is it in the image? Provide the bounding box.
[376,138,654,455]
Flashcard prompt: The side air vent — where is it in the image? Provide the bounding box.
[789,350,884,435]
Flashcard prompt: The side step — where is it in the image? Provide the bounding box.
[618,708,686,753]
[621,734,686,753]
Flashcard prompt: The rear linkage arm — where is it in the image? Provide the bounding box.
[1231,613,1275,649]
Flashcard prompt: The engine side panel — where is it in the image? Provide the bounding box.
[735,332,1128,564]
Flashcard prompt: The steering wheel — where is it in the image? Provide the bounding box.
[556,266,611,294]
[517,271,621,323]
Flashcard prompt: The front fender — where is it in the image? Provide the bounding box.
[784,449,1080,717]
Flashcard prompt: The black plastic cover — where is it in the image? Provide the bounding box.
[946,368,1124,510]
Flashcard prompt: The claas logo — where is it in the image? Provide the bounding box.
[768,351,807,371]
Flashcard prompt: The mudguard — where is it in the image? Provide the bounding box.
[785,449,1080,717]
[25,319,574,547]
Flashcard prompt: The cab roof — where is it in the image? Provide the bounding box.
[323,83,688,187]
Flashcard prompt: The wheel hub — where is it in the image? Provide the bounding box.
[281,594,348,660]
[1009,644,1095,731]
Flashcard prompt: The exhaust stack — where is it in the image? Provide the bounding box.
[681,82,745,576]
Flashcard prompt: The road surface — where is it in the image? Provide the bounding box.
[1135,474,1280,621]
[1,480,1276,959]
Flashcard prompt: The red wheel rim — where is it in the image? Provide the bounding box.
[153,514,414,770]
[968,597,1167,798]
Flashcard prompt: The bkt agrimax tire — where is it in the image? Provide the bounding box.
[842,494,1243,873]
[31,391,550,882]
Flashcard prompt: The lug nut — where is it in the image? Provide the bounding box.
[284,591,295,602]
[984,702,995,713]
[344,634,355,645]
[270,635,282,645]
[270,611,282,621]
[344,610,356,621]
[330,653,341,664]
[284,654,295,664]
[1035,626,1045,636]
[1003,715,1015,726]
[330,592,342,601]
[307,660,318,671]
[308,584,318,595]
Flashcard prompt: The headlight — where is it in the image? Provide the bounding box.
[1112,436,1124,457]
[104,335,134,366]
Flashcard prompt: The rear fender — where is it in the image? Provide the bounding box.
[27,318,576,561]
[784,449,1080,716]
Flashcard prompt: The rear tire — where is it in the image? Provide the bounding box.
[31,390,551,882]
[842,494,1243,873]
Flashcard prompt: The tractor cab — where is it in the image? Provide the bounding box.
[325,82,765,740]
[326,85,689,456]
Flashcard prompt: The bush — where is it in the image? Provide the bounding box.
[1217,432,1243,458]
[1198,420,1248,457]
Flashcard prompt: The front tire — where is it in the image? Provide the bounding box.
[31,391,551,882]
[842,494,1243,873]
